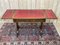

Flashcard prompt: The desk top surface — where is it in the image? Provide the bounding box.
[2,9,57,19]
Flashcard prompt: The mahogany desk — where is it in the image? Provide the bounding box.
[2,9,57,30]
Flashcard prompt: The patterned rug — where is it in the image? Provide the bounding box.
[0,23,60,45]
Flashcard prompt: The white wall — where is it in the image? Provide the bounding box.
[0,0,60,35]
[0,0,60,18]
[0,0,60,17]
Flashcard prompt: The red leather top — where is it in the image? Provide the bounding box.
[2,9,57,19]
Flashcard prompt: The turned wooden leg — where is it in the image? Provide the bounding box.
[16,22,19,31]
[40,22,43,29]
[16,22,19,37]
[40,19,46,29]
[13,19,19,37]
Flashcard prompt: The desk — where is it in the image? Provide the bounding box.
[2,9,57,30]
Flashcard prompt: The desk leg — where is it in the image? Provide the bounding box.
[40,19,46,29]
[40,22,43,29]
[16,22,19,30]
[13,19,19,30]
[16,22,19,37]
[13,19,19,37]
